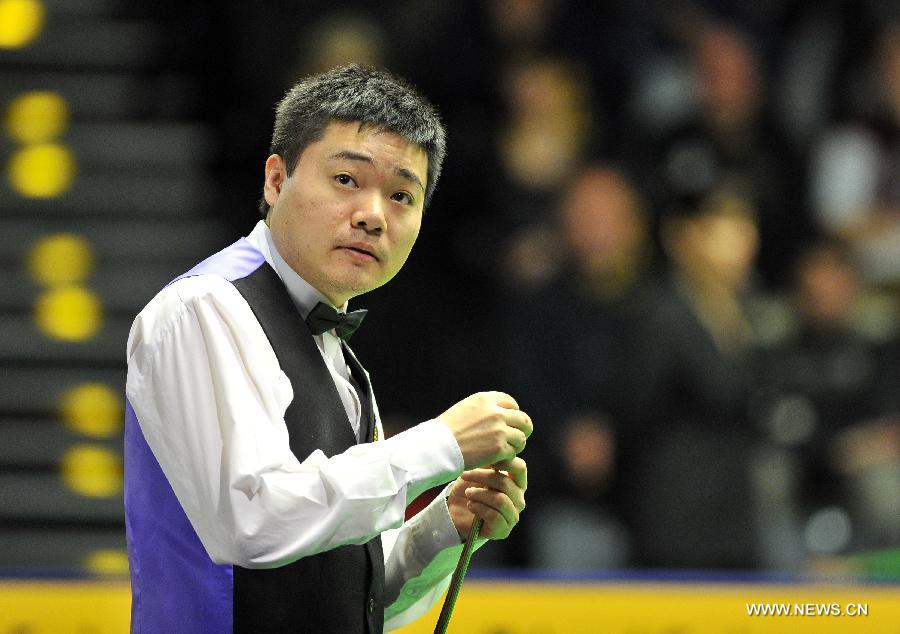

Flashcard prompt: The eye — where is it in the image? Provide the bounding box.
[391,191,413,205]
[335,174,357,187]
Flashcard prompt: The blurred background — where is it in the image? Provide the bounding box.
[1,0,898,601]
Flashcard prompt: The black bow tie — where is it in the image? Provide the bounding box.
[305,302,367,341]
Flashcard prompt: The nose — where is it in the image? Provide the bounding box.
[351,194,385,235]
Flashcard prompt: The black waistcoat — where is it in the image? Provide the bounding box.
[231,264,385,634]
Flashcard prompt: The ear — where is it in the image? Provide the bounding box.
[263,154,287,208]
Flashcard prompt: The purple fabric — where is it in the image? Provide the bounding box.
[171,237,266,287]
[125,237,266,633]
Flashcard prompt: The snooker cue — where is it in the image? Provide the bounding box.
[433,516,483,633]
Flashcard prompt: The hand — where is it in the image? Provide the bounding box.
[437,392,533,469]
[447,457,527,541]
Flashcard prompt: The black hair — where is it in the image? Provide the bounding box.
[259,64,446,217]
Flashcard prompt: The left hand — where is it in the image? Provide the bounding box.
[447,457,527,541]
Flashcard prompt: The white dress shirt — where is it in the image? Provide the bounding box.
[259,225,365,438]
[126,221,468,630]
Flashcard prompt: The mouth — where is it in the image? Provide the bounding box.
[339,244,379,262]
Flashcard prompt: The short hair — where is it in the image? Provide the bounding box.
[259,64,446,217]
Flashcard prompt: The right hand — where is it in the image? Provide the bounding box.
[437,392,533,469]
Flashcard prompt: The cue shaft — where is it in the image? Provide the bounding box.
[433,516,483,634]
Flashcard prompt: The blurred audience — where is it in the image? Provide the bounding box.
[623,186,763,569]
[809,22,900,288]
[292,11,387,77]
[501,165,652,569]
[650,22,807,288]
[458,53,595,284]
[752,241,899,564]
[200,1,900,573]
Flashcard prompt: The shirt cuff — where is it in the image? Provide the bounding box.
[388,486,488,621]
[407,484,465,563]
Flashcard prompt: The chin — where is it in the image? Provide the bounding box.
[331,280,378,302]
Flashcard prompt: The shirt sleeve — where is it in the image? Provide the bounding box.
[125,274,464,569]
[380,486,487,631]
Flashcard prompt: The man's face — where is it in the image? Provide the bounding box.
[264,120,428,306]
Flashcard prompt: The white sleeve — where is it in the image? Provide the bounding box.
[380,486,488,631]
[125,275,464,569]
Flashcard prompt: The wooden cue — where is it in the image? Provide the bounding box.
[433,516,483,634]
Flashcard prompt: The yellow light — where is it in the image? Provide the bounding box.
[8,143,75,198]
[84,549,129,576]
[60,445,122,497]
[0,0,44,49]
[34,285,102,341]
[27,233,93,286]
[5,91,69,144]
[59,383,122,438]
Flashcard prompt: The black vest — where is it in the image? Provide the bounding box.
[231,264,385,634]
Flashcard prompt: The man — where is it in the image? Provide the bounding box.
[124,65,532,633]
[625,186,759,568]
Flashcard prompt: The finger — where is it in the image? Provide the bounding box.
[446,476,468,498]
[505,427,527,454]
[461,469,512,491]
[461,471,525,511]
[468,499,519,538]
[502,409,533,438]
[492,457,527,491]
[522,412,533,438]
[466,487,519,528]
[486,391,519,410]
[466,487,519,527]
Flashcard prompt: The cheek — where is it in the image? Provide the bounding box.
[276,212,304,250]
[397,221,421,257]
[383,222,420,274]
[271,214,323,273]
[278,194,334,244]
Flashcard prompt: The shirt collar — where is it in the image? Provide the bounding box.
[245,220,349,320]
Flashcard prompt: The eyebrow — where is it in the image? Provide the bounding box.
[328,150,425,194]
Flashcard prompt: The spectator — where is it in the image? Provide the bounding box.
[460,54,595,285]
[624,185,762,568]
[753,240,899,559]
[501,164,652,569]
[809,22,900,289]
[651,21,807,288]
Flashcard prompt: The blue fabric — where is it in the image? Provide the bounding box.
[124,237,266,633]
[172,237,267,287]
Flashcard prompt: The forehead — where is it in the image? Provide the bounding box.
[311,120,428,180]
